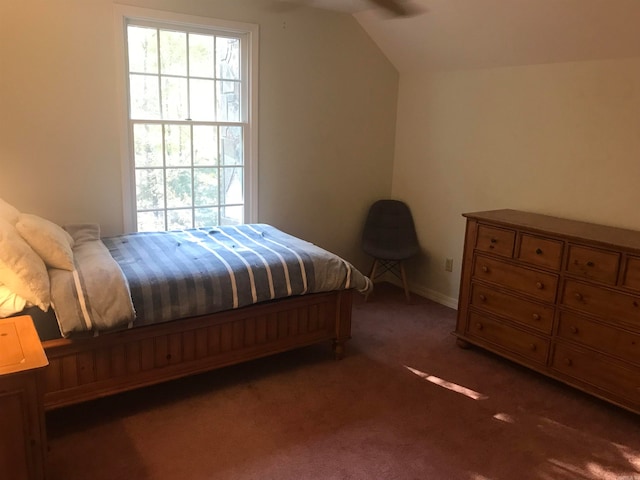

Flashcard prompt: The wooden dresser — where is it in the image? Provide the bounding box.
[0,315,49,479]
[455,209,640,414]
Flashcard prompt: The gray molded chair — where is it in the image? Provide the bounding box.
[362,199,419,301]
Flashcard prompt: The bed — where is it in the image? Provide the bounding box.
[0,201,370,410]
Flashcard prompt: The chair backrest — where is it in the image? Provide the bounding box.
[362,199,419,261]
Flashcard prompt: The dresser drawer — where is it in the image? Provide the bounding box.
[517,234,563,271]
[557,312,640,365]
[473,255,558,303]
[551,343,640,406]
[475,225,515,258]
[467,312,549,364]
[561,279,640,327]
[623,256,640,292]
[470,283,554,334]
[566,244,620,285]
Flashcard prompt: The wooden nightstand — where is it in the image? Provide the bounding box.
[0,315,49,480]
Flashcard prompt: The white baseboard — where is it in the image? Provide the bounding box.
[384,278,459,310]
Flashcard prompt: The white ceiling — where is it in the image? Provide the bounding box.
[310,0,640,72]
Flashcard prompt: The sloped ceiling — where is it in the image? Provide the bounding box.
[311,0,640,72]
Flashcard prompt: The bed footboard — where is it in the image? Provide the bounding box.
[42,290,352,410]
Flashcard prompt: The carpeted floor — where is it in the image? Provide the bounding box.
[46,283,640,480]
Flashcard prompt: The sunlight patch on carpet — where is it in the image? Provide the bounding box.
[404,365,488,400]
[539,417,640,480]
[546,458,634,480]
[617,444,640,472]
[492,412,515,423]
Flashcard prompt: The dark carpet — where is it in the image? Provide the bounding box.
[46,283,640,480]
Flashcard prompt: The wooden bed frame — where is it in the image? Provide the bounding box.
[41,289,353,410]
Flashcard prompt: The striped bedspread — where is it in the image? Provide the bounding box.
[102,224,371,328]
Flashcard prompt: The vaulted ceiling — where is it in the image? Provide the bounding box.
[310,0,640,72]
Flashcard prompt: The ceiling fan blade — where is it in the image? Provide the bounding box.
[367,0,420,17]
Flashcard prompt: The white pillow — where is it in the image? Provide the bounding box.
[0,197,20,225]
[0,284,28,318]
[0,219,50,311]
[16,213,75,271]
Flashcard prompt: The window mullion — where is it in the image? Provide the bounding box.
[185,34,195,228]
[156,28,163,121]
[190,124,196,228]
[213,35,218,126]
[161,122,168,230]
[186,33,192,122]
[217,126,222,222]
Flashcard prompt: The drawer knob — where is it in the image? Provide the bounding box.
[479,294,487,302]
[574,292,583,301]
[476,322,484,330]
[536,282,544,290]
[532,313,541,321]
[586,261,594,267]
[530,343,537,351]
[570,326,579,334]
[535,248,543,255]
[481,265,489,273]
[633,301,639,308]
[490,238,497,243]
[564,358,573,366]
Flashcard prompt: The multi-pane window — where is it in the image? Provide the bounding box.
[124,18,253,231]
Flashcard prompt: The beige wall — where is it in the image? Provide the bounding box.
[0,0,398,269]
[392,57,640,306]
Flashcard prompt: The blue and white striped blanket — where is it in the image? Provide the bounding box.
[52,224,371,336]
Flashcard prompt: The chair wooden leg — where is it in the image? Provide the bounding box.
[400,261,411,302]
[369,259,379,281]
[365,259,379,302]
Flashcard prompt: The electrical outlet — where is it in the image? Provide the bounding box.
[445,258,454,272]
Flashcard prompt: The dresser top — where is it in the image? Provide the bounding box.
[0,315,48,376]
[463,209,640,252]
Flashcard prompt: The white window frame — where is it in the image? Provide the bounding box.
[114,5,259,232]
